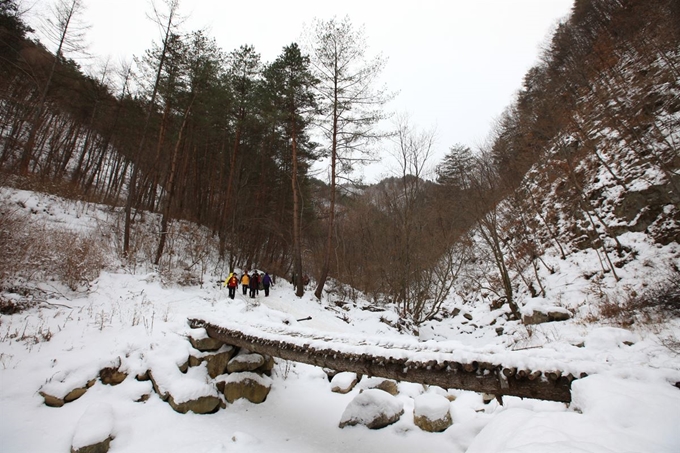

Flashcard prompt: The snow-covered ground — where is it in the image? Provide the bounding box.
[1,188,680,453]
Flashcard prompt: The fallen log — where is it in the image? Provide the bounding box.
[188,318,574,403]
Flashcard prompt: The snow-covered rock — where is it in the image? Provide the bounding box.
[223,372,273,404]
[70,403,115,453]
[339,389,404,429]
[39,370,97,407]
[98,359,128,386]
[227,352,266,373]
[331,371,359,394]
[358,376,399,395]
[201,346,236,378]
[189,330,225,352]
[521,300,572,325]
[413,393,452,432]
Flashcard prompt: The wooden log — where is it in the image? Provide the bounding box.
[546,371,561,381]
[189,318,574,402]
[528,371,542,381]
[463,361,478,373]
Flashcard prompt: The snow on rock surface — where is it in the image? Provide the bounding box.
[330,371,359,394]
[413,393,453,432]
[339,389,404,429]
[227,352,266,372]
[71,402,115,451]
[414,392,451,421]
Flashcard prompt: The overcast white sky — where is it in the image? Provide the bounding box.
[25,0,573,182]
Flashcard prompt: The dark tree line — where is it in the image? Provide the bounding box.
[0,0,325,285]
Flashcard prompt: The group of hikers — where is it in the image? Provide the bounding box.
[223,270,273,300]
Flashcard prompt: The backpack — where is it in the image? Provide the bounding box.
[228,276,238,287]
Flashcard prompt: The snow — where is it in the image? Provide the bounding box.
[1,188,680,452]
[71,402,115,449]
[413,393,451,421]
[330,371,358,391]
[468,375,680,453]
[223,371,272,388]
[229,352,265,367]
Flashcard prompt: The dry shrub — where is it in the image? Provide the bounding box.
[49,230,107,291]
[592,270,680,327]
[0,296,33,315]
[155,221,219,286]
[1,203,108,293]
[0,206,35,283]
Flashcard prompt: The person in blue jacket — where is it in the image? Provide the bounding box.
[262,272,272,297]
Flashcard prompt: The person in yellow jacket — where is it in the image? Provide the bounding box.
[240,272,250,295]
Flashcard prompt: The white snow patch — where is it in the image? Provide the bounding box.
[71,403,115,449]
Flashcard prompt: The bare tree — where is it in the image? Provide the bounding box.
[123,0,181,257]
[468,151,521,319]
[18,0,89,174]
[305,15,392,300]
[387,114,435,317]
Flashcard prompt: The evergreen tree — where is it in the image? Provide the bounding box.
[264,43,318,297]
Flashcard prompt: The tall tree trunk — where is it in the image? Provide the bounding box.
[154,95,194,265]
[18,0,79,174]
[124,1,178,257]
[219,109,243,257]
[291,117,304,297]
[314,73,339,300]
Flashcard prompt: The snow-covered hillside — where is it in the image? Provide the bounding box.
[1,188,680,453]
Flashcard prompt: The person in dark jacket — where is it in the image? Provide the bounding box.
[262,272,272,297]
[249,271,258,298]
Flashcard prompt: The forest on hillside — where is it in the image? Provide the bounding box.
[1,0,679,328]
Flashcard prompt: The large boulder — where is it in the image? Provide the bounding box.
[70,403,115,453]
[331,372,359,394]
[339,389,404,429]
[223,372,273,404]
[413,393,453,432]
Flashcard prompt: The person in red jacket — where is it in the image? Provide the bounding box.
[226,274,238,299]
